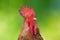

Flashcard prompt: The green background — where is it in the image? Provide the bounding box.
[0,0,60,40]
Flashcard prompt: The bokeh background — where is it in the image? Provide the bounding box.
[0,0,60,40]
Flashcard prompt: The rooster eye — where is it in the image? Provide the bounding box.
[33,18,36,20]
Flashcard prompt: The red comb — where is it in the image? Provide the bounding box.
[20,7,35,18]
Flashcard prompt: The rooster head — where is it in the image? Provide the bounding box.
[19,7,36,18]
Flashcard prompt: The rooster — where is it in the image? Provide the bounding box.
[18,7,43,40]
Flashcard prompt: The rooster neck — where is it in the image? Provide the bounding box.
[25,17,37,35]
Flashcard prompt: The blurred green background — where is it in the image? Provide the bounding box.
[0,0,60,40]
